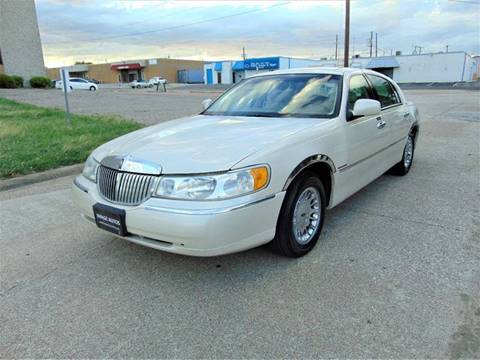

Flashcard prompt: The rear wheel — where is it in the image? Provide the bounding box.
[271,171,326,257]
[390,132,415,175]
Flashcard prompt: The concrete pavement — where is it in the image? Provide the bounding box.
[0,89,479,358]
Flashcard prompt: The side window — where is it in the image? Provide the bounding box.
[348,75,371,114]
[367,75,400,108]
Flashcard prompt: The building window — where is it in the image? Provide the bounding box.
[0,49,3,65]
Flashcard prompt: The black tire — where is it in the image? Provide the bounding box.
[390,132,415,176]
[271,171,326,257]
[89,86,96,91]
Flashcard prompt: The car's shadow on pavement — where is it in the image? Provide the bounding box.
[88,172,405,286]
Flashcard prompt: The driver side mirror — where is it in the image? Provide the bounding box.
[202,98,213,110]
[352,99,381,117]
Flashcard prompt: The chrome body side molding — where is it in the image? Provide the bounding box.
[338,137,405,173]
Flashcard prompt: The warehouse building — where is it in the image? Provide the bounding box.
[348,51,478,83]
[0,0,46,83]
[47,58,204,84]
[204,56,326,85]
[204,52,478,85]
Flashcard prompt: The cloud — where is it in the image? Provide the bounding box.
[35,0,480,67]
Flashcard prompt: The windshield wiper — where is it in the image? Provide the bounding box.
[245,112,282,118]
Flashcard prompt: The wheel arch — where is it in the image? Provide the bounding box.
[410,122,420,144]
[282,154,335,207]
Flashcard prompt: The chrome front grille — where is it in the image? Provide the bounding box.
[97,165,157,205]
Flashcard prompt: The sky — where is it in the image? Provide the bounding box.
[35,0,480,68]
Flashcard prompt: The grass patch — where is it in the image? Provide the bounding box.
[0,97,143,179]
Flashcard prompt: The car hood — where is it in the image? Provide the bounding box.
[93,114,317,174]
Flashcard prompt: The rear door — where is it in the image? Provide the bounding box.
[366,74,407,148]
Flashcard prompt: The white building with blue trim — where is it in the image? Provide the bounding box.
[203,56,326,85]
[204,52,478,85]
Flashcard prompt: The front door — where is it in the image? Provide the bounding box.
[337,74,393,199]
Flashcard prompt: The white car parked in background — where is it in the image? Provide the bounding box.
[148,77,167,86]
[56,77,98,91]
[129,79,149,88]
[73,68,419,258]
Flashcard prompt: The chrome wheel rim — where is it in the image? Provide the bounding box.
[292,187,321,245]
[404,136,414,168]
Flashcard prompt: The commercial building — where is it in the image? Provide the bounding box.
[348,51,478,83]
[204,56,326,85]
[0,0,46,83]
[47,58,204,84]
[204,52,478,85]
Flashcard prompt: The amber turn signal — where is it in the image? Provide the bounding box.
[250,166,269,191]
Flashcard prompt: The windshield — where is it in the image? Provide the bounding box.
[204,74,342,118]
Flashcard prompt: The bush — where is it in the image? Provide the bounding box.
[11,75,24,88]
[0,74,16,88]
[29,76,52,88]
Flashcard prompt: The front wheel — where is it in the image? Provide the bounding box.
[271,171,326,257]
[89,86,96,91]
[390,132,415,176]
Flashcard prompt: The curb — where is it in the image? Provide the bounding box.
[0,164,84,192]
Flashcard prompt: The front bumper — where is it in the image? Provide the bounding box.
[72,175,285,256]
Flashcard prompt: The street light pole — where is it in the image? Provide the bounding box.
[343,0,350,67]
[335,34,338,60]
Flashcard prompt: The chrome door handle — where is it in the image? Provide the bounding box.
[377,120,386,129]
[403,112,410,118]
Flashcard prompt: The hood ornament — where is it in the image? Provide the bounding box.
[101,155,162,175]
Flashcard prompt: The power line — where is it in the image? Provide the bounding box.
[448,0,480,4]
[43,2,290,45]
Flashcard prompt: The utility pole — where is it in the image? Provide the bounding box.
[375,32,378,57]
[413,45,423,55]
[369,31,373,57]
[242,47,246,60]
[335,34,338,60]
[343,0,350,67]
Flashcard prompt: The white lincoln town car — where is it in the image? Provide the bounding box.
[72,68,419,257]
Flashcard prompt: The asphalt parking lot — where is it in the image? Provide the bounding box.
[0,88,479,358]
[0,85,224,125]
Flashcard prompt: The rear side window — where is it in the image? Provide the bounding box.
[367,75,400,108]
[348,75,371,113]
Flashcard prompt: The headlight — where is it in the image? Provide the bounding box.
[154,165,270,200]
[82,155,99,182]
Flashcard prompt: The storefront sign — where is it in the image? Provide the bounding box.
[111,63,142,70]
[244,57,280,70]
